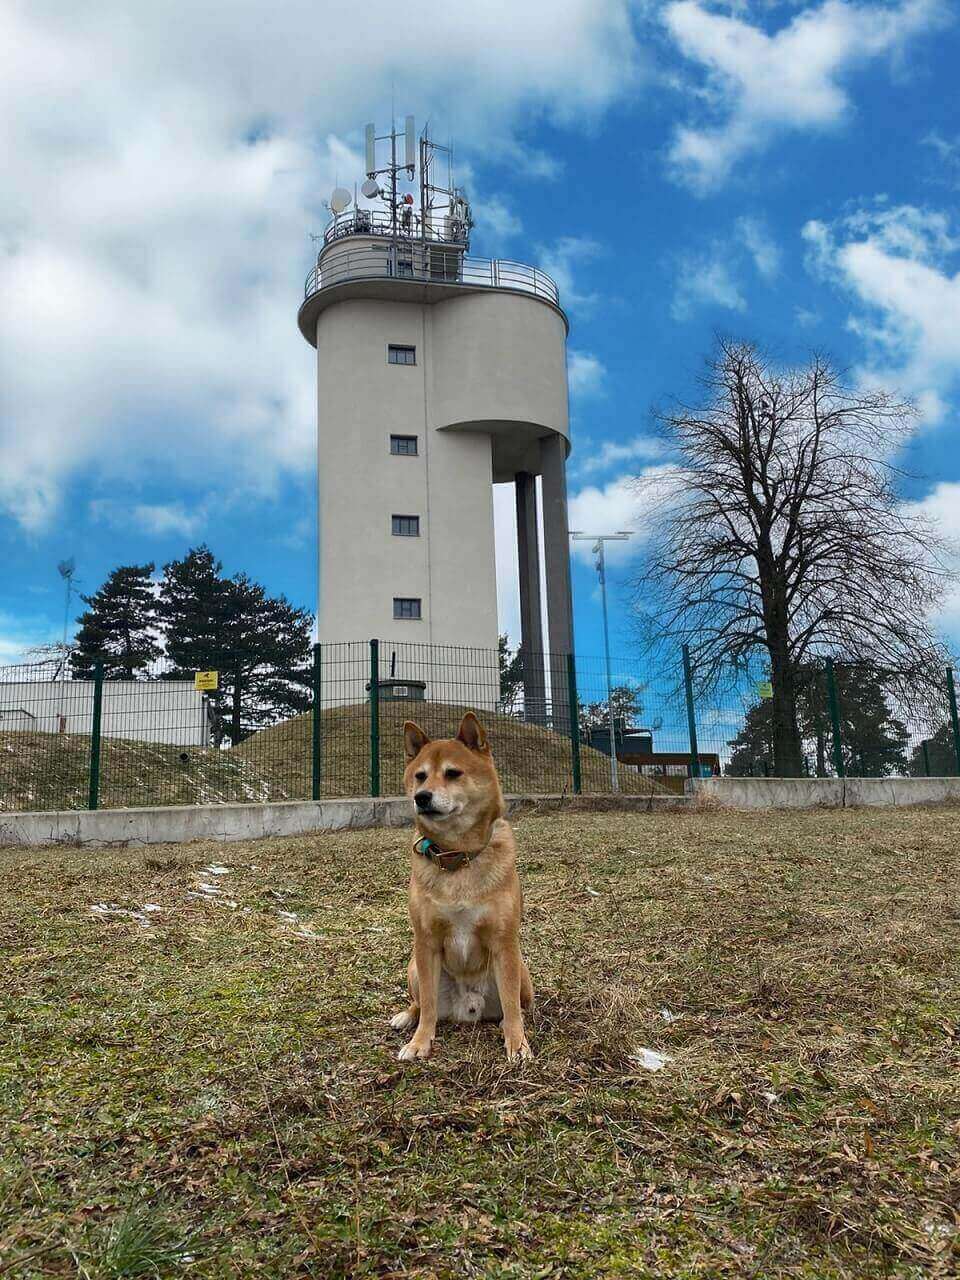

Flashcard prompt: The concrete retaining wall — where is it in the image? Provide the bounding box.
[688,776,960,809]
[3,778,955,848]
[0,792,687,850]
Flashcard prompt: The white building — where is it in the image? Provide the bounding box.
[0,678,209,746]
[298,122,574,722]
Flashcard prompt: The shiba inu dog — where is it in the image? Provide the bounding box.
[390,712,534,1062]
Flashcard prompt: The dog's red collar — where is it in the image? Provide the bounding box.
[413,834,488,873]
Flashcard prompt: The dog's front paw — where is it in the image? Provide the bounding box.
[390,1007,418,1032]
[503,1028,534,1061]
[398,1035,434,1061]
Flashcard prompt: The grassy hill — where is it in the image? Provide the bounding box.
[235,700,663,800]
[1,701,661,812]
[0,731,277,813]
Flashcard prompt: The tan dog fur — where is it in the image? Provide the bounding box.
[391,712,534,1061]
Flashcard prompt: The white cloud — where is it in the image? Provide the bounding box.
[0,1,640,530]
[567,350,607,397]
[0,612,62,666]
[568,466,678,564]
[473,195,523,242]
[901,482,960,638]
[736,216,780,279]
[672,215,780,318]
[573,436,667,476]
[923,131,960,187]
[672,254,746,319]
[802,203,960,422]
[663,0,944,192]
[795,306,822,328]
[90,499,207,539]
[491,140,565,181]
[536,237,603,311]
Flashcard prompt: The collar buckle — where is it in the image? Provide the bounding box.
[414,835,478,873]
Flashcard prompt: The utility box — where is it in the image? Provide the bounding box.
[374,679,426,702]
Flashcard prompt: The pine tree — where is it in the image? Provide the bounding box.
[908,722,958,776]
[726,666,909,777]
[158,547,313,744]
[498,635,524,713]
[71,564,161,680]
[726,701,776,776]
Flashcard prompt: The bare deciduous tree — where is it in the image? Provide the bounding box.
[632,340,955,776]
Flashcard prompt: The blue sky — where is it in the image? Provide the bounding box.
[2,0,958,666]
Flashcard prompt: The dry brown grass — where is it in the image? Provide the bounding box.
[2,805,958,1276]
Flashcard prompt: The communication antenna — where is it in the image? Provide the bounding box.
[337,114,472,251]
[419,123,473,248]
[362,115,417,240]
[404,115,415,168]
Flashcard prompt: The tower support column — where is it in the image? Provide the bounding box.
[539,435,574,733]
[515,471,546,724]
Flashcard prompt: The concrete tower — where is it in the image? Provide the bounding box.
[298,120,573,719]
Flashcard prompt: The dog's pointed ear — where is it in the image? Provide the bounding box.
[404,721,431,761]
[456,712,488,753]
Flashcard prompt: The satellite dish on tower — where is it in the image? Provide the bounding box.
[361,178,380,199]
[329,187,352,214]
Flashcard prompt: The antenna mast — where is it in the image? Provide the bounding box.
[328,114,473,250]
[418,126,472,248]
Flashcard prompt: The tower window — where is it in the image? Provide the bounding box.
[393,597,422,620]
[392,515,420,537]
[390,434,418,456]
[388,344,416,365]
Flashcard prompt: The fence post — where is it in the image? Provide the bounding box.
[566,652,582,795]
[369,639,380,798]
[825,658,845,778]
[947,667,960,776]
[311,643,322,801]
[681,644,700,777]
[921,738,931,778]
[88,662,104,811]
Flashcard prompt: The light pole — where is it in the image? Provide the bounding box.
[56,558,77,733]
[570,531,632,792]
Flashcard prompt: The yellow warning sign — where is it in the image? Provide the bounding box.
[758,681,773,699]
[195,671,218,692]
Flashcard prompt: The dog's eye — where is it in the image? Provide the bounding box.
[415,770,427,783]
[444,768,463,780]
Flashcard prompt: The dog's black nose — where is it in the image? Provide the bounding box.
[414,789,433,810]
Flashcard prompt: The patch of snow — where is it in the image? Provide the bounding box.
[204,865,231,875]
[89,902,155,929]
[187,891,237,907]
[760,1090,780,1105]
[659,1007,679,1023]
[631,1047,673,1072]
[585,886,601,897]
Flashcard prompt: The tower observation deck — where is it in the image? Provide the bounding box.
[298,119,574,725]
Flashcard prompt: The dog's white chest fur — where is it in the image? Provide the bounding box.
[434,903,501,1023]
[438,903,485,970]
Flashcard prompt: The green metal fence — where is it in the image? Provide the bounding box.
[1,642,958,812]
